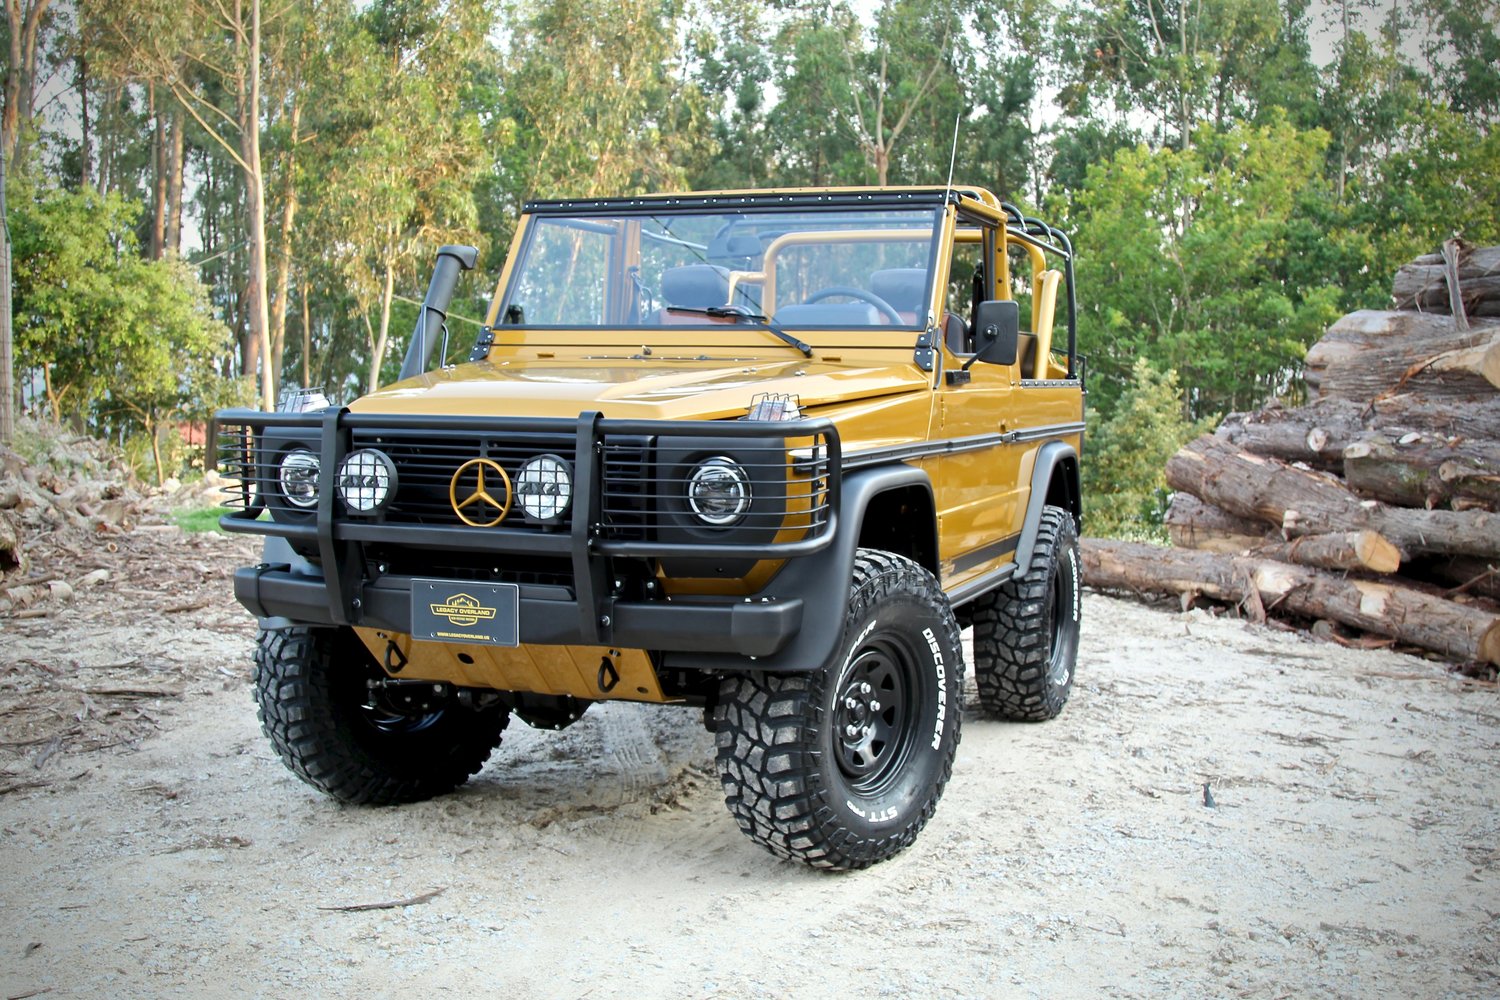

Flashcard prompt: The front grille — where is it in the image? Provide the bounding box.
[353,428,580,527]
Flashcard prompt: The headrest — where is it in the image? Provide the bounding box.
[707,233,763,263]
[869,268,928,314]
[661,265,730,308]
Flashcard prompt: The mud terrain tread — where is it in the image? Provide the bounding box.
[971,506,1079,721]
[713,550,962,870]
[254,627,508,805]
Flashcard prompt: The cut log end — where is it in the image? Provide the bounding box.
[1481,623,1500,667]
[1353,531,1402,574]
[1483,339,1500,391]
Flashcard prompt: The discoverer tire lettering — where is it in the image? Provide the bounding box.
[712,550,964,870]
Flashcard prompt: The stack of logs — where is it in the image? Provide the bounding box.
[1083,241,1500,668]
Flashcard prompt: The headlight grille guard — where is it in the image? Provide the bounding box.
[212,407,841,564]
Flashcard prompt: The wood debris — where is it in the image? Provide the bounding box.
[1086,245,1500,671]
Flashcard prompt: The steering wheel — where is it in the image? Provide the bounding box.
[803,286,905,325]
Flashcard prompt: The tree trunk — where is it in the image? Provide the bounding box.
[1393,244,1500,317]
[369,262,395,393]
[3,0,53,165]
[150,83,167,260]
[1342,434,1500,511]
[1314,326,1500,402]
[1082,539,1500,665]
[1251,531,1401,574]
[1165,435,1500,560]
[77,54,90,190]
[269,98,300,384]
[1217,397,1500,468]
[1304,310,1496,388]
[239,0,274,411]
[165,108,185,255]
[148,414,164,486]
[1164,492,1268,553]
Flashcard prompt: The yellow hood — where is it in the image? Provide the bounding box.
[350,357,930,421]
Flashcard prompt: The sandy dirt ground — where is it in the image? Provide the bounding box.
[1,528,1497,999]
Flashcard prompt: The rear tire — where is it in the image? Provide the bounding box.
[254,626,509,804]
[713,550,963,870]
[971,505,1081,721]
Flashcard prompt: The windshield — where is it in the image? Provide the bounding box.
[499,206,942,330]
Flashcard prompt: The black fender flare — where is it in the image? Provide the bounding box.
[1014,440,1081,570]
[662,463,934,675]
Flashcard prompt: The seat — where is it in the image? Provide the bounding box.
[868,268,927,325]
[652,265,733,325]
[661,265,729,307]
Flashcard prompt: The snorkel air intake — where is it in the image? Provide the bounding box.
[398,244,479,380]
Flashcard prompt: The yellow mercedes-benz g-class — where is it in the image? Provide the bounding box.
[216,186,1084,870]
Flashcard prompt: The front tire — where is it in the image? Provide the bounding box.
[713,550,963,870]
[971,505,1081,721]
[254,626,509,805]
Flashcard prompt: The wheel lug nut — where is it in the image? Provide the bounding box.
[845,697,859,709]
[860,682,871,694]
[870,700,881,712]
[845,723,859,737]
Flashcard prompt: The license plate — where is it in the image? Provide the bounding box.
[410,579,519,647]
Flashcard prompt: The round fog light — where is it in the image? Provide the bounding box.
[278,449,320,508]
[515,454,573,523]
[337,449,398,513]
[688,456,751,526]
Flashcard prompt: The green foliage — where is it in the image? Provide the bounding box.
[8,0,1498,492]
[8,176,247,480]
[496,0,703,201]
[1061,114,1343,421]
[1083,360,1213,539]
[172,506,231,533]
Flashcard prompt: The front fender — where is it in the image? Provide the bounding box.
[660,463,933,675]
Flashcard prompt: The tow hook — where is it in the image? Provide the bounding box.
[365,677,451,714]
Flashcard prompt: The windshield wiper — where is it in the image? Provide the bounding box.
[663,305,813,357]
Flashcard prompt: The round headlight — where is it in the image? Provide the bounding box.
[515,454,573,523]
[278,449,320,509]
[687,456,751,526]
[336,449,398,513]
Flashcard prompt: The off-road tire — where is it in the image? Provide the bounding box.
[254,626,509,805]
[971,505,1081,721]
[713,550,963,870]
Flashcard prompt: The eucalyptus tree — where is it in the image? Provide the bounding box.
[308,0,490,392]
[1058,0,1284,152]
[86,0,289,411]
[496,0,703,203]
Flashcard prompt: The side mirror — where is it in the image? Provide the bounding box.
[969,299,1019,367]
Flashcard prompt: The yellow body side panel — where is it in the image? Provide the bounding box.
[354,628,673,704]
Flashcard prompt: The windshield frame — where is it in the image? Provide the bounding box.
[492,195,950,339]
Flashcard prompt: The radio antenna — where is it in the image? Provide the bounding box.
[943,111,961,200]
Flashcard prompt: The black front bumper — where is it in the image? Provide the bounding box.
[216,407,839,661]
[235,563,806,658]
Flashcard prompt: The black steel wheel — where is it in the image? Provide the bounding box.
[713,550,964,870]
[971,505,1081,721]
[254,626,509,805]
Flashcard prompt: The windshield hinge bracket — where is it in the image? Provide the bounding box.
[913,330,935,372]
